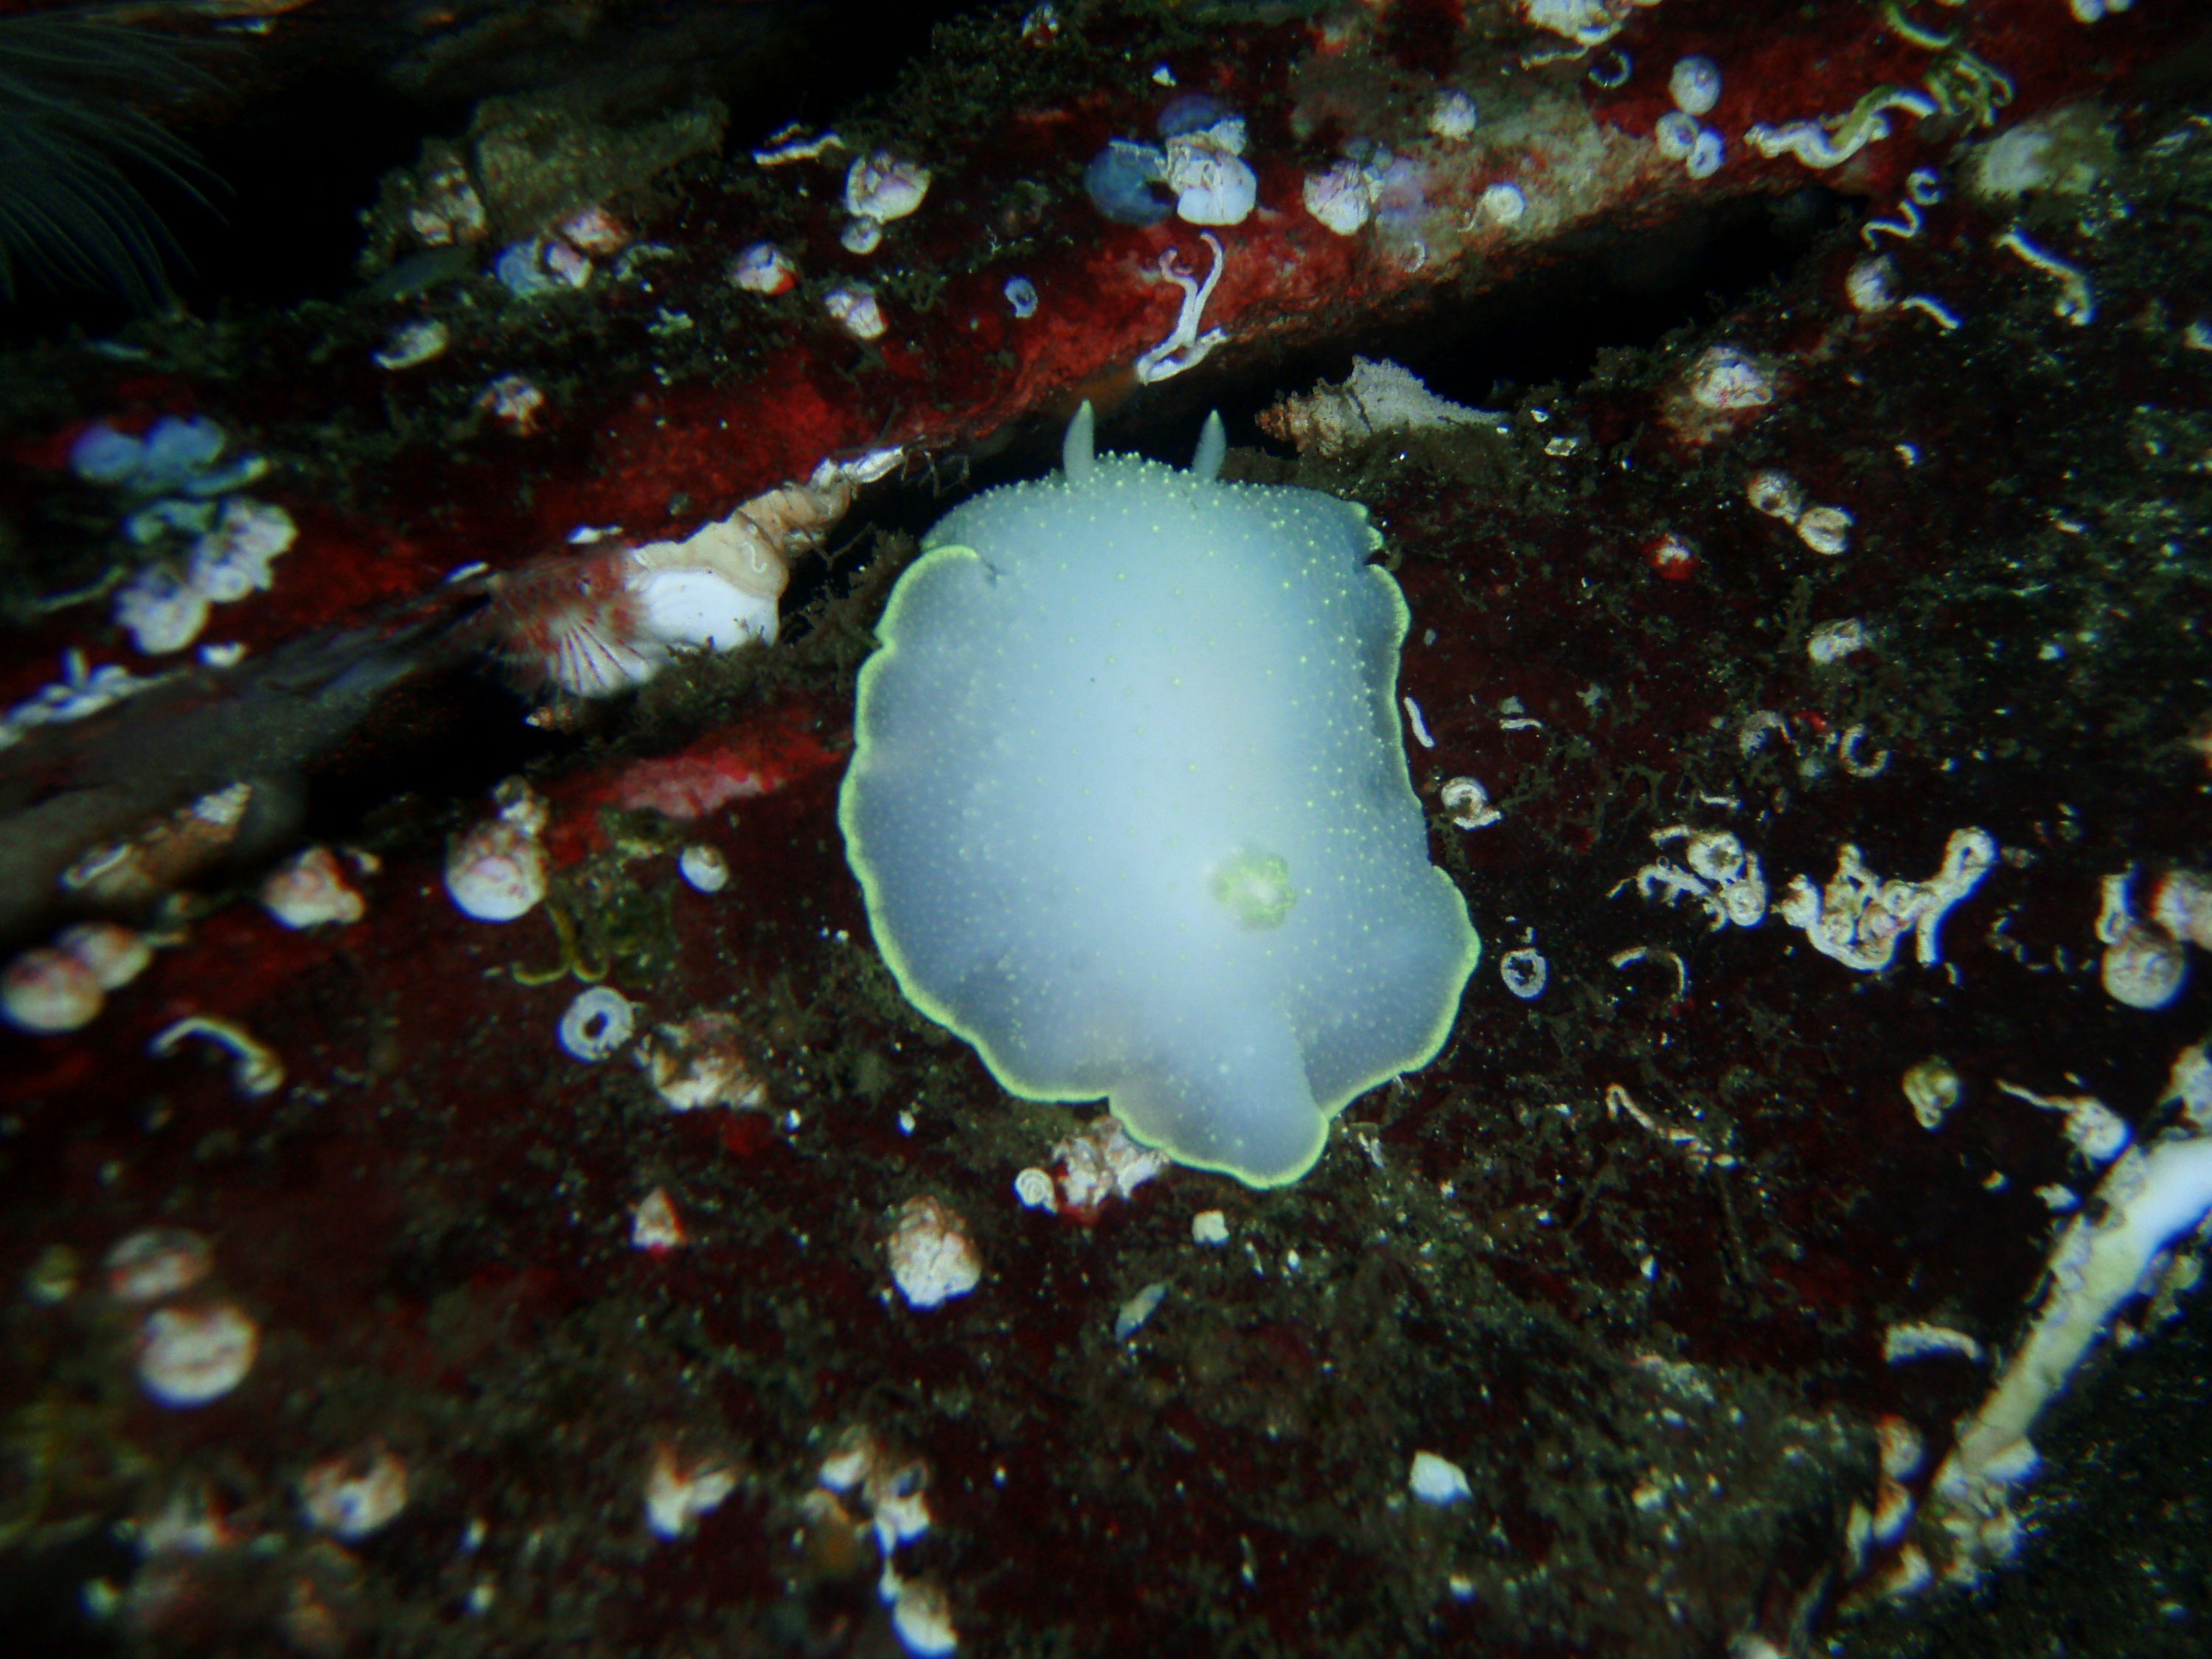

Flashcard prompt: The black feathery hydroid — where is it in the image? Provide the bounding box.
[0,10,218,309]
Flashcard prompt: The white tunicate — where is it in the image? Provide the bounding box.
[185,498,296,601]
[1499,947,1548,1000]
[1669,55,1722,116]
[1004,276,1039,318]
[560,986,636,1061]
[1655,110,1700,161]
[841,406,1481,1189]
[114,566,211,655]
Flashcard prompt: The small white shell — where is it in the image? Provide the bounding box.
[1013,1166,1056,1209]
[560,986,636,1062]
[678,844,730,893]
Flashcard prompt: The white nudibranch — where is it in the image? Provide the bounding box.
[839,404,1480,1187]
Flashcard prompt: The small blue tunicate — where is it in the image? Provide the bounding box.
[1004,276,1039,319]
[1686,127,1726,180]
[1156,93,1232,139]
[69,422,146,485]
[1655,110,1700,161]
[1084,139,1172,226]
[495,238,562,299]
[139,416,229,493]
[1669,55,1722,117]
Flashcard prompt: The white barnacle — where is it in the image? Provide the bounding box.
[1796,504,1854,555]
[1302,159,1376,235]
[1163,129,1256,226]
[1745,469,1805,522]
[823,283,887,341]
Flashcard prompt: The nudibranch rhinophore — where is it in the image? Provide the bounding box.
[838,405,1480,1187]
